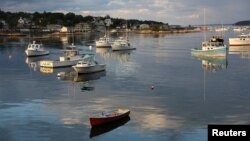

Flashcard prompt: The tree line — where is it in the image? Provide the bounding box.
[0,10,168,29]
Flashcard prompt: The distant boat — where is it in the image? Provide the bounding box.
[39,45,94,68]
[191,36,227,57]
[95,36,112,48]
[229,34,250,46]
[233,27,246,32]
[96,18,113,48]
[90,116,130,138]
[25,41,49,57]
[89,109,130,127]
[215,27,228,32]
[199,26,208,31]
[72,55,106,74]
[111,21,136,51]
[111,37,135,51]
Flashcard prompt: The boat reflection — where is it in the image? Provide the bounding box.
[96,48,111,56]
[39,67,74,74]
[89,116,130,138]
[25,56,49,71]
[192,55,228,72]
[96,48,134,62]
[229,45,250,59]
[57,71,106,82]
[57,71,106,91]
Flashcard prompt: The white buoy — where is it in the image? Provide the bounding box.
[89,45,92,50]
[151,86,154,90]
[57,72,61,77]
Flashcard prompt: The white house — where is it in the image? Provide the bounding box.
[18,17,25,24]
[47,24,62,32]
[74,22,92,32]
[139,24,150,30]
[60,26,68,33]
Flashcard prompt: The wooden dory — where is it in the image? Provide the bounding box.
[89,109,130,127]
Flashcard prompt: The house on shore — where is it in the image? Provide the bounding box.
[74,22,92,32]
[47,24,62,32]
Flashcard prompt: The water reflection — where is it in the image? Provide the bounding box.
[57,71,106,91]
[89,116,130,138]
[39,67,74,74]
[112,50,134,62]
[96,48,111,57]
[25,56,50,71]
[59,35,69,45]
[2,32,250,141]
[192,55,228,72]
[96,48,134,62]
[229,45,250,59]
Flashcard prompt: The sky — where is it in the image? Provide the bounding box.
[0,0,249,25]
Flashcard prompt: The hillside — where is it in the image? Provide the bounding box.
[234,20,250,26]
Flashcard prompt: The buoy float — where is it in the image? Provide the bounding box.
[8,55,12,60]
[151,86,154,90]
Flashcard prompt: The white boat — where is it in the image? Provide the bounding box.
[233,28,245,32]
[111,37,135,51]
[25,41,49,57]
[215,27,228,32]
[95,36,112,48]
[191,36,227,57]
[229,34,250,46]
[39,44,94,68]
[72,55,106,74]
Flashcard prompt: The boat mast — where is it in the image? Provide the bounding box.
[204,8,206,41]
[203,8,206,103]
[221,21,224,39]
[126,19,128,40]
[72,30,74,46]
[203,68,206,103]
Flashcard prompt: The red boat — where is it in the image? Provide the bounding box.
[89,109,130,127]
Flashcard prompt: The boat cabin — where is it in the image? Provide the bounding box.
[62,44,79,57]
[202,36,224,50]
[76,55,96,67]
[238,34,250,40]
[27,41,43,50]
[202,41,224,48]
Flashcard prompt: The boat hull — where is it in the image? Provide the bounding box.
[96,41,111,48]
[90,116,130,138]
[112,47,136,51]
[112,43,136,51]
[90,110,130,127]
[191,46,227,57]
[25,50,49,57]
[73,64,106,74]
[229,38,250,46]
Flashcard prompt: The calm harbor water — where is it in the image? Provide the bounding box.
[1,30,250,141]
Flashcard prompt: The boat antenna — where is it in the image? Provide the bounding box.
[29,24,31,43]
[203,8,206,41]
[203,68,206,103]
[221,21,224,39]
[72,29,74,46]
[126,19,128,40]
[203,8,206,103]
